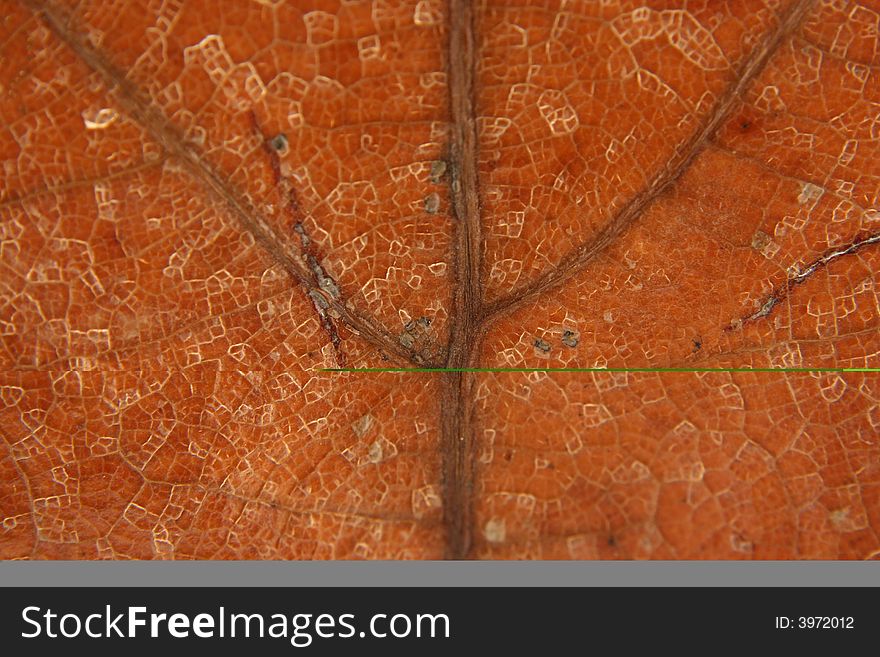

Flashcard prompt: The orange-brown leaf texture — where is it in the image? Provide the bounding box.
[1,0,879,560]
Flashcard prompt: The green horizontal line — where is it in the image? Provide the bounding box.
[322,367,880,373]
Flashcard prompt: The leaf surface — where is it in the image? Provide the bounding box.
[1,0,878,559]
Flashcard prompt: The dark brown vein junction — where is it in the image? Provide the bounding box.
[438,0,815,558]
[23,0,420,368]
[22,0,822,560]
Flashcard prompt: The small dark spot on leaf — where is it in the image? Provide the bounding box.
[607,535,617,547]
[561,329,579,348]
[504,450,513,462]
[319,277,340,299]
[270,133,288,152]
[740,120,752,131]
[429,159,447,183]
[533,338,551,354]
[405,316,432,332]
[692,336,702,353]
[424,192,440,214]
[398,316,434,354]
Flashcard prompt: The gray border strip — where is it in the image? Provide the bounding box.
[1,562,877,587]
